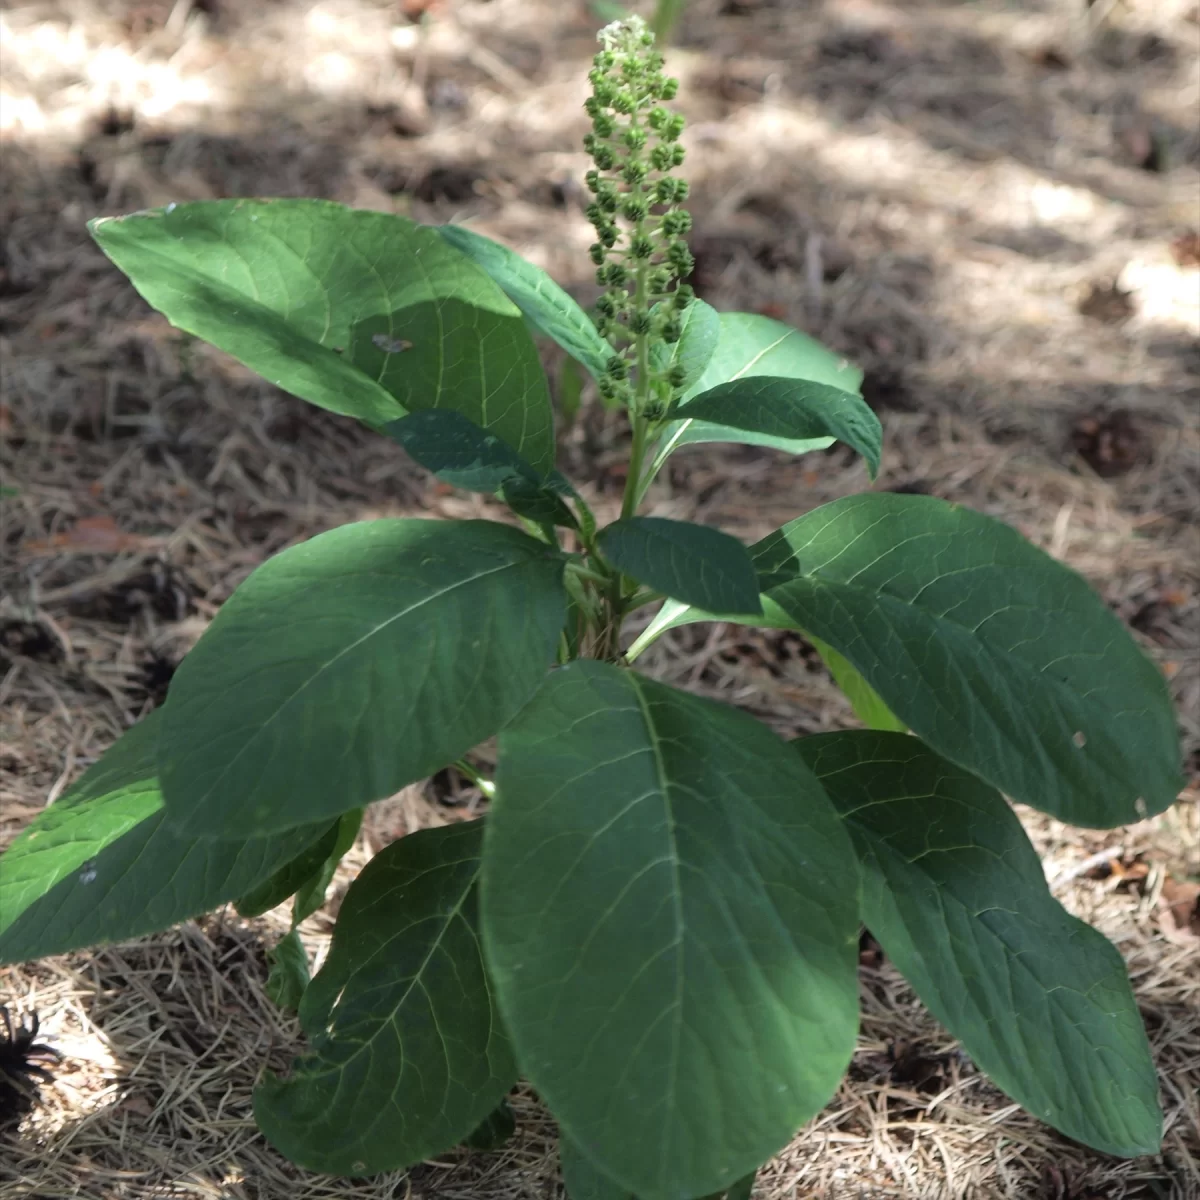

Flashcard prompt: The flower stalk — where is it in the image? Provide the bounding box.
[583,16,696,655]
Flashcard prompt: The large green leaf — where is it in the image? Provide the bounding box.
[0,712,326,964]
[383,409,577,529]
[560,1134,636,1200]
[796,730,1162,1156]
[90,201,554,470]
[159,519,566,837]
[649,297,720,395]
[755,493,1181,826]
[437,223,611,379]
[659,311,863,459]
[483,661,859,1199]
[255,820,515,1175]
[670,377,882,477]
[598,517,762,615]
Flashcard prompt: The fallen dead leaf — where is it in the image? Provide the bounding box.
[1158,876,1200,944]
[24,516,159,555]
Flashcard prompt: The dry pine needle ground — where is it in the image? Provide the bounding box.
[1,1,1198,1197]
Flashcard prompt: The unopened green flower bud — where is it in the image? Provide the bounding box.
[662,208,692,236]
[589,242,607,265]
[629,234,655,259]
[594,50,615,70]
[670,144,686,167]
[599,225,618,248]
[604,262,629,286]
[659,76,679,100]
[622,160,648,185]
[653,178,676,204]
[649,266,673,293]
[611,90,635,115]
[593,145,616,170]
[673,283,695,306]
[593,113,616,138]
[661,318,682,343]
[595,293,617,317]
[647,106,668,131]
[598,188,619,213]
[666,243,694,275]
[665,113,686,141]
[667,363,688,388]
[585,169,601,193]
[623,127,648,151]
[606,354,630,380]
[650,144,674,172]
[622,197,649,221]
[643,399,666,420]
[630,309,653,334]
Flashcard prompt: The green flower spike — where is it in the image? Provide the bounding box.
[583,16,694,421]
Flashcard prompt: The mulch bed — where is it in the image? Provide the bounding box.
[2,1,1197,1196]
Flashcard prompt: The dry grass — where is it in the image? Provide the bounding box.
[1,0,1198,1196]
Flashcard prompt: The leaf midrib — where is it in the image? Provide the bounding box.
[628,678,686,1193]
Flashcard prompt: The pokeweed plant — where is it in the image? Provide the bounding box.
[0,17,1182,1197]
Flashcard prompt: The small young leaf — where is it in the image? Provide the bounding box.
[437,223,611,379]
[159,519,566,837]
[598,517,761,615]
[383,409,577,529]
[658,310,863,466]
[557,355,586,424]
[236,819,345,919]
[808,636,905,732]
[755,493,1181,826]
[725,1170,758,1200]
[0,711,327,964]
[797,730,1162,1157]
[90,202,554,470]
[670,376,882,477]
[649,297,720,395]
[483,661,859,1199]
[462,1099,516,1151]
[255,821,516,1176]
[560,1133,636,1200]
[684,311,863,399]
[266,929,311,1013]
[292,808,362,924]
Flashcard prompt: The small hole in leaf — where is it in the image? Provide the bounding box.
[1135,797,1147,818]
[1073,731,1087,748]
